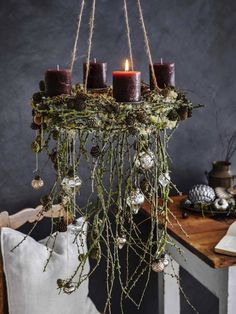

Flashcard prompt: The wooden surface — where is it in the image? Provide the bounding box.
[142,195,236,269]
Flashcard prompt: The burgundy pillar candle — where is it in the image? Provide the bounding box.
[83,60,107,89]
[45,66,72,97]
[113,60,141,102]
[150,60,175,89]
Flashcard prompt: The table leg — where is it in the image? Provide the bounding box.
[218,265,236,314]
[158,258,180,314]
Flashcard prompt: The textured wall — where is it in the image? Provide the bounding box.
[0,0,236,313]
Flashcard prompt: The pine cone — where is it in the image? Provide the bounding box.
[90,145,101,158]
[73,96,87,111]
[136,111,149,124]
[128,127,137,135]
[167,110,179,121]
[87,118,98,128]
[188,108,193,118]
[37,102,49,110]
[32,92,44,104]
[125,115,135,126]
[177,106,188,120]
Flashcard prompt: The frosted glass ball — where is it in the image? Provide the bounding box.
[135,150,155,170]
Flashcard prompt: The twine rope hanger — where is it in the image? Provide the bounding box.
[84,0,97,93]
[123,0,134,71]
[70,0,86,72]
[70,0,161,91]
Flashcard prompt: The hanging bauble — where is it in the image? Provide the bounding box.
[161,254,169,267]
[158,172,170,187]
[61,175,82,192]
[67,218,84,235]
[151,260,165,272]
[126,188,145,214]
[117,235,127,249]
[31,175,44,190]
[63,281,76,294]
[135,150,155,170]
[188,184,215,204]
[214,198,229,210]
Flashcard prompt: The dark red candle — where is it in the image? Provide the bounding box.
[150,61,175,89]
[83,60,107,89]
[113,60,141,102]
[45,67,72,97]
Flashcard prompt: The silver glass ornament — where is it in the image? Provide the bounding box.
[63,281,76,294]
[61,175,82,192]
[117,236,127,249]
[151,260,165,272]
[67,218,84,235]
[188,184,215,204]
[162,256,169,267]
[31,176,44,190]
[126,188,145,214]
[158,172,170,187]
[135,150,155,170]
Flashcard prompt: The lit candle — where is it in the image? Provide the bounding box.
[113,59,141,102]
[45,65,72,97]
[150,60,175,89]
[83,59,107,89]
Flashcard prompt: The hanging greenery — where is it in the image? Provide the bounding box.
[29,81,201,312]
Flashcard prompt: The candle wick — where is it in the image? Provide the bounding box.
[161,58,163,65]
[57,64,60,71]
[94,58,97,63]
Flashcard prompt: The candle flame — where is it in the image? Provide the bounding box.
[125,59,129,71]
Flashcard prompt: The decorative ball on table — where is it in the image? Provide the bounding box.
[214,198,229,210]
[188,184,215,204]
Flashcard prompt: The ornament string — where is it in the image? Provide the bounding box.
[70,0,86,72]
[123,0,134,70]
[136,0,160,91]
[33,131,39,173]
[84,0,96,93]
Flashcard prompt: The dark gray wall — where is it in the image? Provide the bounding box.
[0,0,235,313]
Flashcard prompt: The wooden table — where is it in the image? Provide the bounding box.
[142,195,236,314]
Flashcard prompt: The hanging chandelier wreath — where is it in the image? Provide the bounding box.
[26,0,202,312]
